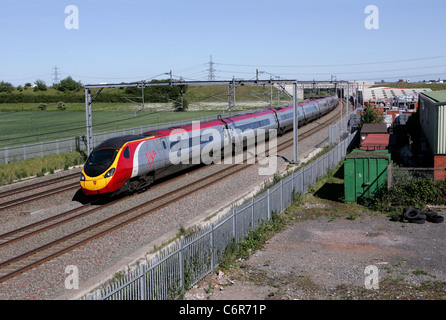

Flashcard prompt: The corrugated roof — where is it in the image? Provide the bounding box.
[361,123,388,134]
[364,87,431,101]
[360,134,390,150]
[421,90,446,104]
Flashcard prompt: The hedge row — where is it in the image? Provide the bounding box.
[0,86,187,104]
[0,92,85,103]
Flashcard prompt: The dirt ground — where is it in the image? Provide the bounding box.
[185,196,446,300]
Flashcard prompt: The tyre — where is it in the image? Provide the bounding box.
[403,208,421,220]
[410,217,426,224]
[427,215,444,223]
[426,211,438,218]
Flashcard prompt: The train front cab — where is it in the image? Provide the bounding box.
[80,135,143,196]
[80,146,123,195]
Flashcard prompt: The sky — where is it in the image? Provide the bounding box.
[1,0,445,86]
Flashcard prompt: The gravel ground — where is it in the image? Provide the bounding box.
[186,191,446,300]
[0,106,337,300]
[0,168,81,223]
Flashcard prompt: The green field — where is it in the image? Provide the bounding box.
[370,82,446,91]
[3,81,442,149]
[0,84,292,148]
[0,108,228,147]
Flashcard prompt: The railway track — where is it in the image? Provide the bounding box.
[0,106,342,283]
[0,164,248,283]
[0,172,80,212]
[0,172,80,200]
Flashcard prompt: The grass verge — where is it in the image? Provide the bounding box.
[0,151,85,186]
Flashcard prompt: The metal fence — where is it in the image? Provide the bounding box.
[388,166,446,188]
[0,111,253,164]
[328,111,351,145]
[84,130,357,300]
[2,108,351,165]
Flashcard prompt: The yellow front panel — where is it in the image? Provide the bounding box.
[81,177,111,190]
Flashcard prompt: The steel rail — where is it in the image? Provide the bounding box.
[0,172,80,200]
[0,103,343,283]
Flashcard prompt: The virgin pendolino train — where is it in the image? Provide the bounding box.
[80,96,339,196]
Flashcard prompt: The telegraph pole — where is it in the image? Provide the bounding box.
[346,81,350,115]
[292,82,299,163]
[84,88,93,155]
[228,82,232,116]
[139,81,145,111]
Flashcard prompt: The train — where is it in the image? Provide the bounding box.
[80,95,339,196]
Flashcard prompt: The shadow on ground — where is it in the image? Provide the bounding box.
[313,163,345,202]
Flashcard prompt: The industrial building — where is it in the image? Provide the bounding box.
[418,90,446,180]
[362,87,432,107]
[359,123,390,151]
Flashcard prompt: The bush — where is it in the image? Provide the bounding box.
[360,105,384,127]
[366,178,446,213]
[34,79,47,91]
[0,81,14,93]
[57,101,67,110]
[56,76,83,92]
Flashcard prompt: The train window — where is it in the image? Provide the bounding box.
[124,146,130,158]
[237,119,269,131]
[170,140,180,149]
[87,148,116,166]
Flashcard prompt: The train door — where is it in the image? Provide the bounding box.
[131,138,167,178]
[271,109,281,133]
[217,116,234,149]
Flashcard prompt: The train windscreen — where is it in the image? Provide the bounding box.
[84,148,118,177]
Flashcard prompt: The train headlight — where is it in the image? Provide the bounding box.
[104,168,115,178]
[80,173,85,181]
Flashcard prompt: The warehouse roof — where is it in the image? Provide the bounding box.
[364,87,431,101]
[420,90,446,104]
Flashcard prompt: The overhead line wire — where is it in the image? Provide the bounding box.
[215,55,446,68]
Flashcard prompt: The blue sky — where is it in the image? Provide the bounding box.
[1,0,445,86]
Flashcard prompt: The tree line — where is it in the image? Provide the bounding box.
[0,77,188,108]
